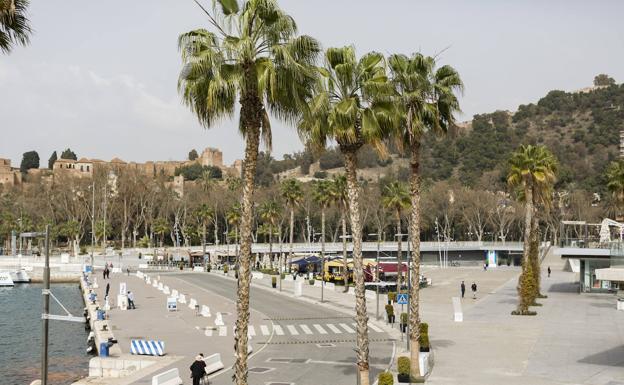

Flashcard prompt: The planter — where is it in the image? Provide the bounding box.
[397,373,410,383]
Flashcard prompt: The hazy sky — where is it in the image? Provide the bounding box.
[2,0,623,166]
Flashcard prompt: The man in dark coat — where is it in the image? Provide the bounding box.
[471,282,477,299]
[460,281,466,298]
[190,354,206,385]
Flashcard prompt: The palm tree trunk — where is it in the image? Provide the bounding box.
[517,184,534,313]
[321,207,326,283]
[234,98,262,385]
[202,222,207,264]
[288,208,294,273]
[396,210,403,293]
[530,212,542,297]
[269,225,273,270]
[408,142,422,379]
[341,211,348,292]
[343,150,370,385]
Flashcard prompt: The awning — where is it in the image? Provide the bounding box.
[595,267,624,282]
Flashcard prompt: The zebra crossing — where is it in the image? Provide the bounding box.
[202,322,385,337]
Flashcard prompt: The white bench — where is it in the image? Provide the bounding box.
[151,367,182,385]
[204,353,224,375]
[452,297,463,322]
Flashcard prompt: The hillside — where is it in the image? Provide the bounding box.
[266,82,624,194]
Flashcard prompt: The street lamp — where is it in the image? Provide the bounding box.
[368,233,381,320]
[22,226,85,385]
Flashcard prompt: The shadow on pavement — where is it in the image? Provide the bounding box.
[547,282,578,293]
[578,345,624,366]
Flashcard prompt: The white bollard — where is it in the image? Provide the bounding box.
[152,280,158,288]
[178,294,187,304]
[163,286,170,295]
[146,277,151,284]
[171,289,179,299]
[157,282,164,291]
[200,305,211,317]
[214,312,224,326]
[188,298,197,310]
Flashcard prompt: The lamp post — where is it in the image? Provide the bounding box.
[368,233,381,320]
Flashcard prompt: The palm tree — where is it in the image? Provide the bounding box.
[281,179,303,273]
[0,0,31,54]
[195,204,213,264]
[382,181,410,292]
[178,2,319,383]
[259,199,281,269]
[312,180,333,287]
[331,174,350,289]
[299,46,395,385]
[508,144,557,314]
[153,218,169,248]
[606,160,624,214]
[227,203,242,267]
[388,52,463,379]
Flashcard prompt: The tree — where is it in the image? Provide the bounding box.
[508,144,557,314]
[227,203,242,264]
[593,74,615,87]
[177,2,319,383]
[312,179,333,284]
[153,217,169,247]
[280,179,303,272]
[0,0,31,54]
[331,174,350,289]
[388,52,462,379]
[606,159,624,215]
[382,181,410,291]
[189,149,199,161]
[196,204,213,262]
[299,46,395,385]
[61,148,77,160]
[259,199,281,269]
[20,150,39,172]
[48,151,57,169]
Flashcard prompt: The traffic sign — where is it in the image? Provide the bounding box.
[397,293,408,305]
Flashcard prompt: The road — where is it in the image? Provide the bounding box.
[170,272,396,385]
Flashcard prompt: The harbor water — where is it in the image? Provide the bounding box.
[0,283,89,385]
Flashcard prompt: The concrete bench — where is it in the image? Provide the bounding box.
[214,312,224,326]
[188,298,198,310]
[193,266,203,272]
[151,367,182,385]
[200,305,211,317]
[178,294,187,304]
[171,289,179,299]
[163,286,170,295]
[204,353,224,375]
[452,297,463,322]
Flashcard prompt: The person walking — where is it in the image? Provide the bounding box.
[460,281,466,298]
[548,266,551,277]
[471,282,477,299]
[105,282,110,300]
[126,267,130,276]
[127,291,136,309]
[190,354,207,385]
[102,267,107,280]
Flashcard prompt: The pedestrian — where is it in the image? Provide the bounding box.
[103,267,107,280]
[483,263,487,271]
[471,282,477,299]
[190,354,207,385]
[127,291,136,309]
[460,281,466,298]
[548,266,551,277]
[105,282,110,300]
[126,267,130,276]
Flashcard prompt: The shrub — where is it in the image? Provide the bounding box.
[377,371,393,385]
[79,246,87,255]
[309,279,315,285]
[387,291,397,302]
[400,312,408,325]
[223,265,229,274]
[419,323,430,352]
[280,273,286,279]
[271,276,277,288]
[313,171,327,179]
[385,304,394,316]
[397,356,410,376]
[137,235,150,248]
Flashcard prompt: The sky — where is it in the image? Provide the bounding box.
[1,0,624,166]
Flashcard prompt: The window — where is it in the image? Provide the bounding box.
[80,165,84,172]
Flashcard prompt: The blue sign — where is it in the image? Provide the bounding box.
[397,293,408,305]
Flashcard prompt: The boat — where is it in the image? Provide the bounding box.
[10,269,31,283]
[0,271,15,287]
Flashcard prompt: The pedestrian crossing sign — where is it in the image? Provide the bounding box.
[397,293,408,305]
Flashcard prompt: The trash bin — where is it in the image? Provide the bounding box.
[99,342,109,357]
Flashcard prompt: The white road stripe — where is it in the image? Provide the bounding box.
[300,324,313,335]
[260,325,270,336]
[273,325,285,336]
[218,326,228,336]
[368,323,383,333]
[326,324,342,334]
[248,325,256,336]
[340,323,355,333]
[313,324,327,334]
[287,325,299,335]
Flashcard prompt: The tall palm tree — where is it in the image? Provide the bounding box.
[508,144,557,314]
[382,181,410,292]
[195,203,213,264]
[227,203,242,267]
[178,2,319,383]
[281,179,303,273]
[312,179,333,286]
[388,52,463,379]
[331,174,350,289]
[299,46,395,385]
[259,199,281,269]
[0,0,31,54]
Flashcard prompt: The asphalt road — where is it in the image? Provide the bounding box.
[171,272,396,385]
